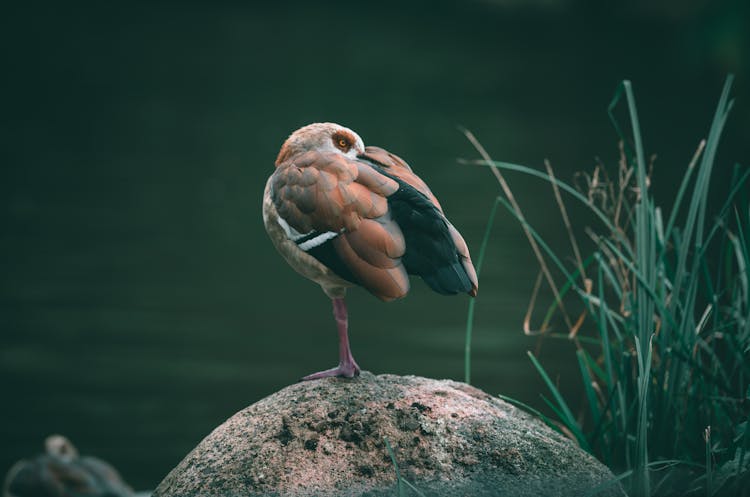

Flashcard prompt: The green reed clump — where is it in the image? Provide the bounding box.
[464,76,750,496]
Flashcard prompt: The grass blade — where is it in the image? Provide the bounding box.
[464,196,502,384]
[384,437,404,497]
[527,351,592,452]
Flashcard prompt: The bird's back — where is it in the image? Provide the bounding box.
[357,146,478,297]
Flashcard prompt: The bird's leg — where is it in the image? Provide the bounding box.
[302,297,361,381]
[332,297,360,376]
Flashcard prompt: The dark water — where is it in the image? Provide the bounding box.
[1,0,748,489]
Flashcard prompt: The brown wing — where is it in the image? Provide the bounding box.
[359,146,478,297]
[271,150,410,301]
[359,146,443,210]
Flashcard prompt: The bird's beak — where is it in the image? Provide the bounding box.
[357,151,374,162]
[357,151,389,169]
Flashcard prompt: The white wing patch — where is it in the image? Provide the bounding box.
[277,216,339,252]
[277,216,308,241]
[297,231,339,251]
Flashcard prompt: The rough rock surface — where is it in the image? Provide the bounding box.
[154,373,623,497]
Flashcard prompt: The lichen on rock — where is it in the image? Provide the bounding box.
[153,372,624,497]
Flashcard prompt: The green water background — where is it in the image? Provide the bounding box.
[1,0,748,489]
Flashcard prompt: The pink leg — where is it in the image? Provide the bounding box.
[302,298,361,381]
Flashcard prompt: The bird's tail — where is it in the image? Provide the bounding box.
[422,261,474,296]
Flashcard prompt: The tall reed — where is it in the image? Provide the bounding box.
[464,76,749,496]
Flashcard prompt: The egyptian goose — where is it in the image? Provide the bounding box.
[3,435,134,497]
[263,123,478,380]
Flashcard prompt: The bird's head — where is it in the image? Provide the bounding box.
[275,122,365,166]
[45,435,79,461]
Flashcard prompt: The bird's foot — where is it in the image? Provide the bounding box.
[301,361,360,381]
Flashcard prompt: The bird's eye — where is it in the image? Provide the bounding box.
[333,134,351,151]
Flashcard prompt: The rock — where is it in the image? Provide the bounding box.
[153,373,624,497]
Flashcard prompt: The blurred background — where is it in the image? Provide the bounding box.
[1,0,748,490]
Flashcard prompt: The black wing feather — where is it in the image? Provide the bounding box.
[305,237,359,285]
[385,177,473,295]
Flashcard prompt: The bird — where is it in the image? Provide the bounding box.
[263,123,478,380]
[3,435,135,497]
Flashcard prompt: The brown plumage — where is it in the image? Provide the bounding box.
[263,123,478,380]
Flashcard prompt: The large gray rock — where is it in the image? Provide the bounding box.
[154,373,623,497]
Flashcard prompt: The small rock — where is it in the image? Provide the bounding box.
[276,415,295,446]
[357,465,375,478]
[303,437,319,451]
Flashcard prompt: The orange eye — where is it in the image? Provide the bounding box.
[338,139,348,148]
